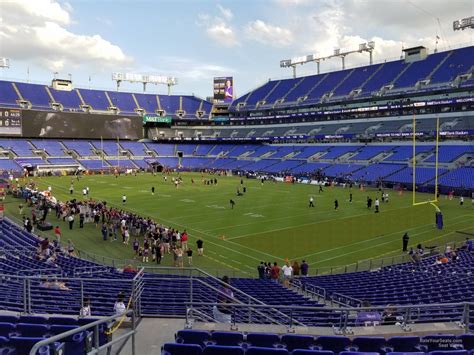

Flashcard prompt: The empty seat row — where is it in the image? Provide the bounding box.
[163,343,474,355]
[173,330,474,353]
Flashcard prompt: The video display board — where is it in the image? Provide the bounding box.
[213,77,233,103]
[22,110,142,139]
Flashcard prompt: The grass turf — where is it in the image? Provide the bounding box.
[4,172,473,277]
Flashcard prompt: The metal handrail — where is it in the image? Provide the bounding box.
[29,310,137,355]
[183,267,307,327]
[331,292,363,307]
[184,301,473,333]
[191,277,291,327]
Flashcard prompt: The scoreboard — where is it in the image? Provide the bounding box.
[213,77,233,103]
[0,109,21,136]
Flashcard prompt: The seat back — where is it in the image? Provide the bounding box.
[387,336,420,352]
[202,345,244,355]
[316,336,351,352]
[293,351,335,355]
[423,335,458,351]
[18,316,48,325]
[16,323,49,337]
[458,334,474,350]
[281,334,314,351]
[246,333,280,348]
[211,332,243,346]
[246,347,289,355]
[176,330,211,348]
[48,317,78,326]
[162,343,202,355]
[352,336,386,352]
[0,316,19,324]
[9,337,52,355]
[0,323,15,337]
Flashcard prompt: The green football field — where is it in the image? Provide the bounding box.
[4,172,473,277]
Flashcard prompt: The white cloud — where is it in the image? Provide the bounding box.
[197,5,239,47]
[245,20,293,47]
[274,0,314,6]
[0,0,132,71]
[272,0,473,76]
[144,56,235,81]
[217,4,233,21]
[207,23,239,47]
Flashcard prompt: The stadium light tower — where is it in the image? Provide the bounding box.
[0,58,9,69]
[112,72,178,94]
[280,42,375,78]
[453,16,474,30]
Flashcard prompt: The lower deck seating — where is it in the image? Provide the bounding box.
[163,330,474,354]
[0,314,108,355]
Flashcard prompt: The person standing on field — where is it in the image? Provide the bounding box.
[402,232,409,252]
[196,239,204,256]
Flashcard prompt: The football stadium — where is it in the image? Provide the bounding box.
[0,0,473,354]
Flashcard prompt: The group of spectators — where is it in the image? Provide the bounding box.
[407,238,473,265]
[58,197,206,267]
[257,260,309,285]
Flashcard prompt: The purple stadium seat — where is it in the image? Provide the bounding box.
[162,343,202,355]
[16,323,49,337]
[246,347,289,355]
[210,332,244,346]
[352,337,387,353]
[202,345,244,355]
[246,333,281,348]
[458,334,474,350]
[0,323,17,338]
[48,317,78,326]
[175,330,211,348]
[315,336,352,352]
[386,337,421,352]
[9,337,64,355]
[49,325,89,355]
[18,316,47,325]
[281,334,315,351]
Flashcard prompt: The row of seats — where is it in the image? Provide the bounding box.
[0,80,212,119]
[163,344,474,355]
[173,330,474,353]
[0,314,109,355]
[230,46,474,111]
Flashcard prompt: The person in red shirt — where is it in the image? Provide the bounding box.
[270,262,280,283]
[123,264,137,273]
[181,230,188,251]
[54,226,62,241]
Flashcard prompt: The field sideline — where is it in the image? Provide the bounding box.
[4,172,473,277]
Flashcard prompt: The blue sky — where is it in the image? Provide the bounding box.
[0,0,473,99]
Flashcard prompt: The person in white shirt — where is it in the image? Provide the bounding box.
[122,194,127,205]
[375,198,380,213]
[82,188,87,197]
[113,293,126,316]
[281,262,293,287]
[80,298,91,317]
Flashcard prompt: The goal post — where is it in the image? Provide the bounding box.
[412,115,440,206]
